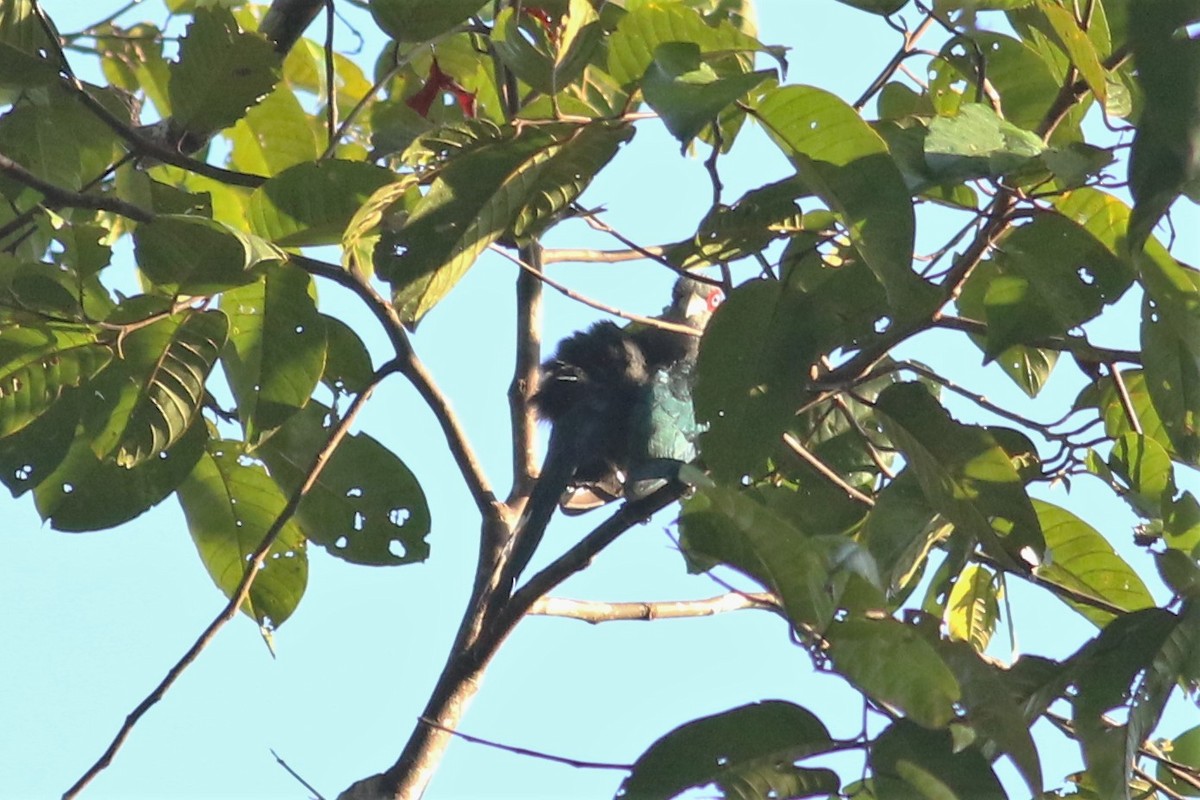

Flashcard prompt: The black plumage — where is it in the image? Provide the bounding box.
[505,277,722,585]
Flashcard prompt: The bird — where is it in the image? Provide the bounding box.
[504,275,723,586]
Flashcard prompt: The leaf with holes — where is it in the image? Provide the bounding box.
[255,401,431,566]
[168,6,279,132]
[1034,499,1154,627]
[875,382,1045,571]
[178,441,308,628]
[35,414,206,532]
[0,323,110,438]
[221,262,326,442]
[694,280,819,481]
[86,307,227,469]
[620,701,839,800]
[756,85,937,319]
[976,210,1134,358]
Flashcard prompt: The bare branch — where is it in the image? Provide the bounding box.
[508,243,543,506]
[541,246,668,264]
[418,717,630,771]
[290,253,501,519]
[529,592,780,623]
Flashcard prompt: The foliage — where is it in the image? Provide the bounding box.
[2,0,1200,798]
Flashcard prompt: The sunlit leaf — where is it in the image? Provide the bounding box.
[946,563,1001,653]
[221,262,326,441]
[0,323,110,438]
[169,6,280,132]
[757,85,936,318]
[1034,500,1154,627]
[178,440,308,628]
[255,401,431,566]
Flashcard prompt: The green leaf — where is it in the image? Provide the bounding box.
[0,382,79,497]
[693,280,817,481]
[86,307,228,469]
[1157,549,1200,598]
[320,314,374,395]
[924,103,1047,183]
[606,2,771,90]
[1072,609,1179,800]
[863,469,943,599]
[1036,0,1109,105]
[977,211,1133,358]
[0,323,111,438]
[492,0,603,96]
[134,215,280,295]
[0,84,125,191]
[1142,290,1200,466]
[680,482,883,631]
[1127,2,1200,249]
[934,32,1063,137]
[946,563,1001,653]
[936,641,1045,796]
[370,0,486,42]
[1158,723,1200,796]
[826,617,961,728]
[1108,432,1174,518]
[874,382,1045,571]
[168,6,280,132]
[756,85,936,318]
[642,41,773,147]
[835,0,908,13]
[619,701,839,800]
[254,402,431,566]
[220,263,326,441]
[34,412,206,532]
[178,441,308,628]
[1078,369,1175,456]
[381,122,629,326]
[1034,500,1154,627]
[871,720,1006,800]
[247,160,394,246]
[227,83,322,175]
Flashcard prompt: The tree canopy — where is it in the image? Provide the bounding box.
[2,0,1200,799]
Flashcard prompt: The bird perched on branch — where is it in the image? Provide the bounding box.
[505,275,724,585]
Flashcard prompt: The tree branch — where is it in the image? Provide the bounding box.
[507,243,542,506]
[63,360,401,799]
[0,152,152,222]
[290,254,500,519]
[529,591,780,623]
[417,717,630,771]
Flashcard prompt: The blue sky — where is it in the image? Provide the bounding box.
[2,2,1198,798]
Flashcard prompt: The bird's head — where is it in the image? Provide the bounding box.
[670,276,724,330]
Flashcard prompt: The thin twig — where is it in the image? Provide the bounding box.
[489,245,700,338]
[323,0,338,149]
[541,246,668,264]
[1109,364,1143,436]
[508,243,543,505]
[529,591,780,623]
[63,361,400,799]
[417,718,630,771]
[783,433,876,507]
[271,749,327,800]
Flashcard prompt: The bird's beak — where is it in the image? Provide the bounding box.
[684,293,709,320]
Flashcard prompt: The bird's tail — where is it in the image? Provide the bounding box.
[506,424,579,587]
